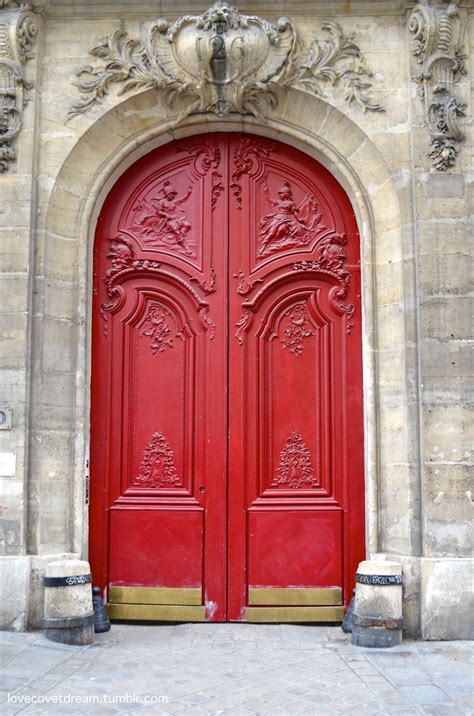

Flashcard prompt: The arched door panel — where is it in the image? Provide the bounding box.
[90,133,364,622]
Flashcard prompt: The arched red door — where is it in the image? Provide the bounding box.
[90,133,364,622]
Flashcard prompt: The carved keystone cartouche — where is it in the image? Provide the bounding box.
[69,1,383,123]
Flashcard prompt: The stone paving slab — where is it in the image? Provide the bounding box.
[0,625,472,715]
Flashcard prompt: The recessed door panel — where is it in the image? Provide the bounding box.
[90,133,364,622]
[109,509,203,588]
[248,510,342,588]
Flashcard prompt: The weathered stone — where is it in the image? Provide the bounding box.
[43,559,94,645]
[0,556,29,631]
[421,558,474,640]
[354,560,403,619]
[352,560,403,647]
[0,0,472,640]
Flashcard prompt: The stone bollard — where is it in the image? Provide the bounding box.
[351,560,403,648]
[43,560,94,646]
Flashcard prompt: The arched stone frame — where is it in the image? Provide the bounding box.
[38,87,419,623]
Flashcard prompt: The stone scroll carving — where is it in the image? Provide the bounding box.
[68,1,383,123]
[0,2,38,171]
[409,0,467,171]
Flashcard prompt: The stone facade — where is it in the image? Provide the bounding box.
[0,0,472,639]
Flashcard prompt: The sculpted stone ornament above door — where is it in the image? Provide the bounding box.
[409,0,468,170]
[68,0,384,123]
[0,1,38,172]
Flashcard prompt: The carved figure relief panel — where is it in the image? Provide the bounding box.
[106,139,226,271]
[130,178,194,256]
[258,180,324,257]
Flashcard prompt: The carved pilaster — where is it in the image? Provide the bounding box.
[0,1,38,172]
[409,0,467,171]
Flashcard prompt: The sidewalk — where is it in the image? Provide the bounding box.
[1,624,472,715]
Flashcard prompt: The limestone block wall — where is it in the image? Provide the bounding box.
[0,0,472,639]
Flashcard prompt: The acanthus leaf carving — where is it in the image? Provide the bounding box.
[409,0,467,170]
[258,179,324,256]
[233,270,263,297]
[271,432,318,489]
[281,303,314,358]
[0,2,38,172]
[190,265,216,295]
[133,431,182,489]
[231,137,277,210]
[292,232,355,334]
[211,171,225,211]
[235,309,251,345]
[68,2,383,124]
[180,139,224,211]
[100,232,207,336]
[199,305,216,340]
[141,301,175,355]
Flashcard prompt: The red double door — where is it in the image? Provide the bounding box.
[90,133,364,622]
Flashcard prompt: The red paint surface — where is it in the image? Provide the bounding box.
[90,133,364,621]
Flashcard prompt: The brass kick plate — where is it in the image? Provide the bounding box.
[107,603,206,621]
[245,606,344,622]
[108,586,202,605]
[248,587,342,606]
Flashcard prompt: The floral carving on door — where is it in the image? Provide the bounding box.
[271,432,318,489]
[133,432,182,488]
[141,302,175,355]
[130,180,194,256]
[281,303,314,357]
[230,137,277,209]
[259,181,323,256]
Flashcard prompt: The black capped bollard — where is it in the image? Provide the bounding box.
[92,586,111,633]
[351,560,403,648]
[43,560,94,645]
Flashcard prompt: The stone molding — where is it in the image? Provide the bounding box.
[68,1,383,124]
[409,0,467,171]
[0,1,38,171]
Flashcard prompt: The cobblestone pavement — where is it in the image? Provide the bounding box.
[0,624,472,715]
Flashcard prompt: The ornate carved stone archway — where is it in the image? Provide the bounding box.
[37,77,420,632]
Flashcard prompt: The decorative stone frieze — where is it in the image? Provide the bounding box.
[0,1,37,171]
[69,0,383,123]
[409,0,467,171]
